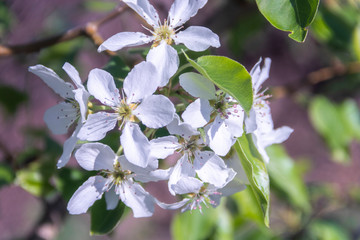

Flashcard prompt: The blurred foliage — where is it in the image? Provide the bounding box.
[0,85,28,116]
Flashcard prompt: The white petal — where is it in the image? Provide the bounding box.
[179,72,216,99]
[168,154,196,195]
[169,0,208,28]
[75,143,116,171]
[77,112,118,141]
[67,176,107,214]
[73,88,89,123]
[226,153,249,185]
[207,117,234,156]
[124,61,159,103]
[119,181,155,218]
[251,58,271,94]
[134,95,175,128]
[150,136,180,159]
[29,65,75,99]
[98,32,153,52]
[121,123,151,168]
[105,188,119,210]
[62,62,84,89]
[225,109,245,138]
[261,126,294,147]
[182,98,211,128]
[174,26,220,52]
[122,0,160,27]
[254,101,273,133]
[87,68,120,107]
[146,43,179,87]
[57,122,82,168]
[195,152,236,188]
[171,177,203,195]
[167,114,198,140]
[155,198,189,210]
[245,108,257,133]
[134,168,172,183]
[44,102,78,135]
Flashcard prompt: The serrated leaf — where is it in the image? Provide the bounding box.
[267,145,311,212]
[90,197,125,235]
[184,53,253,113]
[234,133,270,227]
[255,0,320,42]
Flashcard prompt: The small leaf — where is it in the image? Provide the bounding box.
[255,0,320,42]
[234,133,270,227]
[0,163,14,188]
[90,197,125,235]
[267,145,311,212]
[184,53,253,114]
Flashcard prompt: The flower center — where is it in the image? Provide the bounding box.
[116,100,138,123]
[105,161,132,186]
[185,183,222,212]
[152,20,175,47]
[210,91,239,119]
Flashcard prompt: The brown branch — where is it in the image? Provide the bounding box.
[0,6,129,57]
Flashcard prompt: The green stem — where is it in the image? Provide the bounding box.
[116,145,123,156]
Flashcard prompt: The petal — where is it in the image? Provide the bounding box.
[261,126,294,147]
[146,43,179,87]
[67,176,107,214]
[73,88,90,123]
[62,62,84,89]
[134,95,175,128]
[124,61,159,103]
[254,101,273,133]
[150,136,180,159]
[122,0,160,27]
[75,142,116,171]
[98,32,153,52]
[195,152,236,188]
[225,108,245,138]
[105,188,120,210]
[87,68,120,107]
[179,72,216,99]
[155,198,189,210]
[171,177,203,195]
[121,123,151,168]
[169,0,208,28]
[207,117,235,156]
[174,26,220,52]
[251,58,271,94]
[168,154,196,195]
[245,108,257,133]
[167,114,199,140]
[44,102,78,135]
[134,168,172,183]
[182,98,211,128]
[29,65,75,99]
[77,112,118,141]
[225,153,249,185]
[119,181,155,218]
[57,122,82,168]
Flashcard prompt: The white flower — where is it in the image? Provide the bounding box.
[28,63,90,168]
[77,61,175,168]
[179,72,245,156]
[98,0,220,87]
[67,142,169,218]
[245,57,273,133]
[150,114,235,195]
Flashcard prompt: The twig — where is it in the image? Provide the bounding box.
[0,6,129,57]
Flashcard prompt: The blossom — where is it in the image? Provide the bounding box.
[28,63,90,168]
[98,0,220,87]
[245,57,273,133]
[67,142,169,218]
[77,61,175,168]
[150,114,235,195]
[179,72,245,156]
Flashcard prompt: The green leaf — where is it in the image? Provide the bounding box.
[171,207,217,240]
[267,145,311,212]
[340,99,360,141]
[90,197,125,235]
[309,220,351,240]
[184,53,253,114]
[0,163,14,188]
[85,0,117,12]
[255,0,320,42]
[234,133,270,227]
[309,96,353,163]
[0,85,28,115]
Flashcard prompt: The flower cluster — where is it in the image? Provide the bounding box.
[29,0,292,218]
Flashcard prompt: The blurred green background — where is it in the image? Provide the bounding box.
[0,0,360,239]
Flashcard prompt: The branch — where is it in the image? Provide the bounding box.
[0,6,128,57]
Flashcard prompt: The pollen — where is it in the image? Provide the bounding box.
[152,20,175,47]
